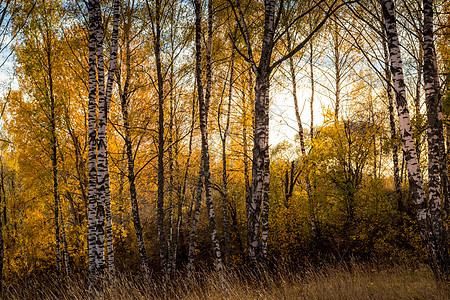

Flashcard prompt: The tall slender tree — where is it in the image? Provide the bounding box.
[218,46,235,267]
[117,0,150,274]
[231,0,342,263]
[191,0,224,274]
[148,0,169,273]
[87,0,99,275]
[422,0,449,279]
[381,0,448,280]
[45,19,61,279]
[102,0,120,276]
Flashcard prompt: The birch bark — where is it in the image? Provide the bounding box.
[246,0,275,264]
[260,86,270,260]
[103,0,120,276]
[243,69,252,220]
[194,0,223,273]
[187,160,204,273]
[422,0,449,278]
[92,0,106,274]
[413,10,424,162]
[87,0,98,275]
[382,0,444,279]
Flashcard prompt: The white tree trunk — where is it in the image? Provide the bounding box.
[187,160,203,273]
[194,0,223,274]
[103,0,119,276]
[382,0,444,279]
[422,0,449,278]
[87,0,98,275]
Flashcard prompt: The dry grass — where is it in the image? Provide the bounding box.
[4,262,449,299]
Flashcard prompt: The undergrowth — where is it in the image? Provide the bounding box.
[3,261,448,299]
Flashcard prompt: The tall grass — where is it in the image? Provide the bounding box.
[4,262,448,299]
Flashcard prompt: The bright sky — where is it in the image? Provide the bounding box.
[0,50,17,93]
[269,85,328,147]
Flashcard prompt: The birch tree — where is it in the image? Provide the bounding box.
[86,0,119,275]
[381,0,448,279]
[230,0,344,263]
[422,0,449,279]
[87,0,99,274]
[218,46,235,267]
[103,0,120,275]
[156,0,168,274]
[116,0,151,275]
[189,0,224,274]
[92,0,107,274]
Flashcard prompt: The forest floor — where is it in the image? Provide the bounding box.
[4,261,449,299]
